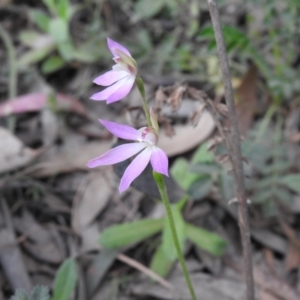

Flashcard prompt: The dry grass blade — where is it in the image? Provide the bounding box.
[117,253,173,291]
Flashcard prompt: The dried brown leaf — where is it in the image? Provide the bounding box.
[74,172,112,230]
[167,85,186,111]
[0,201,32,292]
[190,104,206,126]
[284,243,300,273]
[31,135,113,177]
[14,211,65,264]
[0,127,41,173]
[155,87,168,108]
[207,136,224,151]
[236,65,258,134]
[157,109,214,156]
[216,103,229,116]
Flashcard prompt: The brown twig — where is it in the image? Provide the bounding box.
[206,1,255,300]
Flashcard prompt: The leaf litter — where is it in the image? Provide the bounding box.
[1,1,300,299]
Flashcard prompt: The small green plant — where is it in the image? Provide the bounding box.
[171,142,218,199]
[10,258,78,300]
[10,286,49,300]
[242,121,300,216]
[199,0,300,103]
[18,0,101,73]
[99,196,227,278]
[182,124,300,216]
[172,128,300,217]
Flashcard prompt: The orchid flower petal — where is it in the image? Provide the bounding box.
[107,38,131,57]
[150,146,169,176]
[90,76,131,101]
[87,143,147,168]
[119,147,152,192]
[93,70,129,86]
[91,38,136,102]
[99,120,139,141]
[107,76,135,104]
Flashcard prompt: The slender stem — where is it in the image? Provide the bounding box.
[0,23,17,99]
[0,23,17,132]
[206,1,255,300]
[136,76,152,127]
[137,74,195,298]
[153,171,197,300]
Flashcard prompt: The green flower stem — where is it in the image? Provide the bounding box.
[136,76,152,127]
[153,171,197,300]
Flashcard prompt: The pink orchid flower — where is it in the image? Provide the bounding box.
[90,38,137,104]
[87,120,169,192]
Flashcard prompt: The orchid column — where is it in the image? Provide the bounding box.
[87,38,197,300]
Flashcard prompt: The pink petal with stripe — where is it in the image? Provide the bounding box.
[99,120,139,141]
[87,143,146,168]
[93,70,129,86]
[107,76,135,104]
[119,147,152,192]
[107,38,131,57]
[90,76,131,101]
[150,146,169,176]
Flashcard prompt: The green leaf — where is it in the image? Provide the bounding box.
[255,176,279,190]
[175,196,189,211]
[52,258,77,300]
[136,29,153,51]
[49,18,69,43]
[199,25,250,52]
[150,244,175,278]
[57,41,74,61]
[171,158,201,190]
[19,30,47,48]
[47,93,59,112]
[99,218,164,248]
[189,178,212,200]
[10,287,50,300]
[72,48,99,63]
[71,37,105,63]
[56,0,69,19]
[135,0,166,18]
[262,199,278,217]
[161,206,185,260]
[280,174,300,194]
[42,0,57,15]
[186,223,227,256]
[220,169,235,200]
[261,161,291,175]
[10,290,30,300]
[32,286,50,300]
[198,26,215,40]
[29,9,51,32]
[252,189,273,204]
[189,163,220,175]
[18,45,54,67]
[192,143,214,164]
[42,56,65,73]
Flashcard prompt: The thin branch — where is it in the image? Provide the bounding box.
[206,1,255,300]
